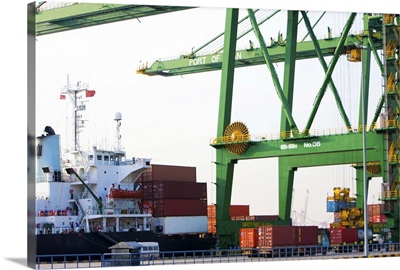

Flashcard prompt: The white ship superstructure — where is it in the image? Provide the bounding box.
[36,78,151,234]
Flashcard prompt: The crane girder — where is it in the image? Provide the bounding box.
[138,34,383,76]
[36,3,194,36]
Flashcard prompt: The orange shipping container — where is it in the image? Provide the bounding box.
[207,205,216,218]
[240,228,258,248]
[208,218,216,233]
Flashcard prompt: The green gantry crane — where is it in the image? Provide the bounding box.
[33,3,400,249]
[138,9,400,248]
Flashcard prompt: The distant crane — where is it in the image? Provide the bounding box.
[300,189,309,225]
[291,188,309,226]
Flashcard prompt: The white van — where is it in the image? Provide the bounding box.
[138,242,160,259]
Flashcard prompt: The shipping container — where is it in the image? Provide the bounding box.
[150,164,197,182]
[240,228,258,248]
[370,214,387,223]
[207,204,250,218]
[329,227,358,245]
[253,215,279,221]
[152,199,207,217]
[326,201,347,212]
[296,226,318,246]
[151,181,206,199]
[153,216,208,235]
[140,170,152,182]
[230,205,250,217]
[207,205,216,218]
[257,225,297,247]
[142,182,154,199]
[368,204,383,216]
[208,218,216,234]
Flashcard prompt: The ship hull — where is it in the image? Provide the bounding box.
[36,231,217,256]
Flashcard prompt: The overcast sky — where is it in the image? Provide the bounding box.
[34,1,389,227]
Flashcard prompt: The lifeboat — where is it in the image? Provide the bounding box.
[109,188,143,199]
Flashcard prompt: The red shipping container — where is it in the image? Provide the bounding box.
[371,214,387,223]
[240,228,258,248]
[142,182,154,199]
[296,226,318,246]
[207,204,250,218]
[150,164,197,182]
[368,204,383,216]
[152,199,207,217]
[253,215,279,221]
[329,227,358,245]
[230,205,250,217]
[140,170,153,182]
[152,181,207,199]
[258,225,297,247]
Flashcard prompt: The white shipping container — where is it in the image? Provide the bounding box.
[154,216,208,235]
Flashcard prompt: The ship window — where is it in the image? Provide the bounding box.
[37,144,42,157]
[110,156,114,161]
[97,155,102,161]
[88,155,93,161]
[104,155,109,161]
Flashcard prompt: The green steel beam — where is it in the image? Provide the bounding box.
[358,14,372,130]
[36,3,193,36]
[303,13,357,135]
[301,11,353,132]
[248,9,299,134]
[278,10,299,223]
[368,29,386,130]
[280,10,299,136]
[139,34,373,76]
[215,8,239,237]
[213,131,386,247]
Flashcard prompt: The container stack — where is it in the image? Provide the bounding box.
[326,187,356,212]
[239,225,318,249]
[207,204,250,234]
[368,203,388,234]
[326,187,364,245]
[368,204,387,223]
[329,227,358,245]
[326,187,388,244]
[326,187,362,228]
[139,164,208,234]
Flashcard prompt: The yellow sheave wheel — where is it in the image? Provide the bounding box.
[367,164,381,175]
[223,121,250,155]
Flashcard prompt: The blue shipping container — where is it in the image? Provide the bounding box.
[326,201,347,212]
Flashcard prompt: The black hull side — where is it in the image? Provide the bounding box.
[37,231,217,256]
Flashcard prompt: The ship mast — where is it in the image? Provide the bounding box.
[61,75,91,152]
[114,112,122,152]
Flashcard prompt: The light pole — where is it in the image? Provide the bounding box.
[354,41,370,256]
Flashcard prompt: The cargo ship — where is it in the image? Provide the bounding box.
[35,79,217,256]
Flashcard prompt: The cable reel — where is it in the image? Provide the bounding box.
[223,121,250,155]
